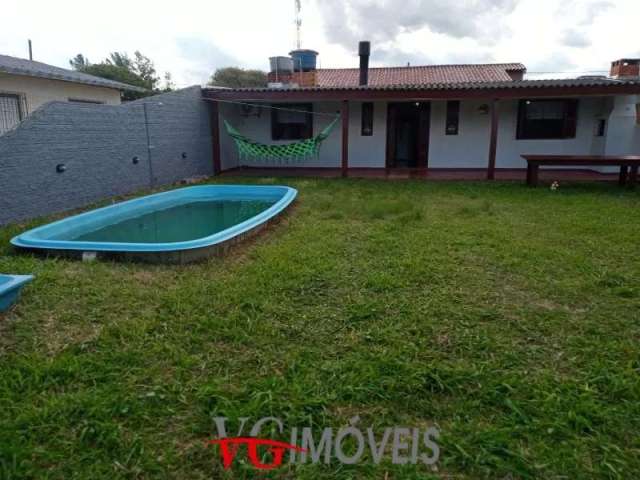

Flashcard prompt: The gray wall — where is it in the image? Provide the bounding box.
[604,95,639,155]
[432,97,610,169]
[0,86,213,225]
[348,101,387,168]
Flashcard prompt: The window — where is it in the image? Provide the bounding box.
[361,102,374,136]
[595,118,606,137]
[445,100,460,135]
[516,99,578,140]
[0,94,23,135]
[271,103,313,140]
[68,98,104,104]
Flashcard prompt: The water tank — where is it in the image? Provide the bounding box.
[269,56,294,73]
[577,75,608,80]
[289,49,318,72]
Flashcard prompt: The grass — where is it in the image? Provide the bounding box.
[0,177,639,479]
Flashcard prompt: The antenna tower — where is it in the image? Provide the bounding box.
[294,0,302,49]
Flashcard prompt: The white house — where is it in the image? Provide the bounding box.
[205,45,640,178]
[0,54,145,135]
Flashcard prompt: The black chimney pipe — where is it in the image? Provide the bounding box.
[359,41,370,86]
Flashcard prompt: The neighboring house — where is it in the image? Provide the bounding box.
[205,46,640,175]
[0,54,145,135]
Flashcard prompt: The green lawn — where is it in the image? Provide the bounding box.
[1,178,639,479]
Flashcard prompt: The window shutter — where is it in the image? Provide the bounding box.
[361,102,374,136]
[445,100,460,135]
[563,100,578,138]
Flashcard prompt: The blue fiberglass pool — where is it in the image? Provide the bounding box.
[11,185,297,263]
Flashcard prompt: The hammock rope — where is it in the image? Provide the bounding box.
[219,101,340,164]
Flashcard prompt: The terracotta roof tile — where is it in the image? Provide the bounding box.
[315,63,526,87]
[205,77,640,94]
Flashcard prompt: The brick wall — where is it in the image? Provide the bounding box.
[267,71,317,87]
[610,59,640,78]
[0,86,213,225]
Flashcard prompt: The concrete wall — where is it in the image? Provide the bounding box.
[429,99,491,168]
[221,100,387,169]
[348,101,387,168]
[0,86,212,225]
[603,95,639,155]
[0,73,122,114]
[219,101,241,171]
[219,101,342,168]
[219,96,636,171]
[495,97,610,168]
[430,97,613,168]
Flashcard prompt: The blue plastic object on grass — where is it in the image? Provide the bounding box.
[0,274,34,312]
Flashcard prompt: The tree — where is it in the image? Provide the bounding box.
[69,51,165,101]
[132,51,158,90]
[162,72,175,92]
[69,54,90,70]
[79,63,148,100]
[208,67,267,88]
[106,52,133,70]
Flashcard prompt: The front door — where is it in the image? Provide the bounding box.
[386,102,430,168]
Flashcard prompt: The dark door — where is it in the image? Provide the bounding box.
[386,102,430,168]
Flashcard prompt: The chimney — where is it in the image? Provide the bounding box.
[359,41,370,86]
[610,59,640,78]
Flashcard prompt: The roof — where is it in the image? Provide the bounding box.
[204,77,640,101]
[0,54,146,92]
[315,63,526,87]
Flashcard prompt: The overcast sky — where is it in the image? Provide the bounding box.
[2,0,638,87]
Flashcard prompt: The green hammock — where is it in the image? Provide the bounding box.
[223,117,339,164]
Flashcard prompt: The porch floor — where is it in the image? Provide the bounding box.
[219,167,619,182]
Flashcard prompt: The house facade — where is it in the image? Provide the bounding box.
[205,46,640,176]
[0,54,144,135]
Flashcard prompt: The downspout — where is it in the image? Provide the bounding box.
[143,102,155,187]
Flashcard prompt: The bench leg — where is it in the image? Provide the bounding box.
[527,164,539,187]
[619,166,629,186]
[628,165,638,187]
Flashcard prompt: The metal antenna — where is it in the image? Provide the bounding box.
[294,0,302,49]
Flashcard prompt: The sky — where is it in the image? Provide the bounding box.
[1,0,638,87]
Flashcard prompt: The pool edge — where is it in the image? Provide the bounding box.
[11,185,298,264]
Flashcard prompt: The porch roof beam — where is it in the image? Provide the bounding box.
[210,100,221,175]
[341,100,349,177]
[203,84,640,102]
[487,99,499,180]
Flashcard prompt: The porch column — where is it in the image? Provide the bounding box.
[210,100,222,175]
[341,100,349,177]
[487,98,499,180]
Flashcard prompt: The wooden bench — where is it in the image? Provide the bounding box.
[522,155,640,187]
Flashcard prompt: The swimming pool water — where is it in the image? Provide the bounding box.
[72,200,275,244]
